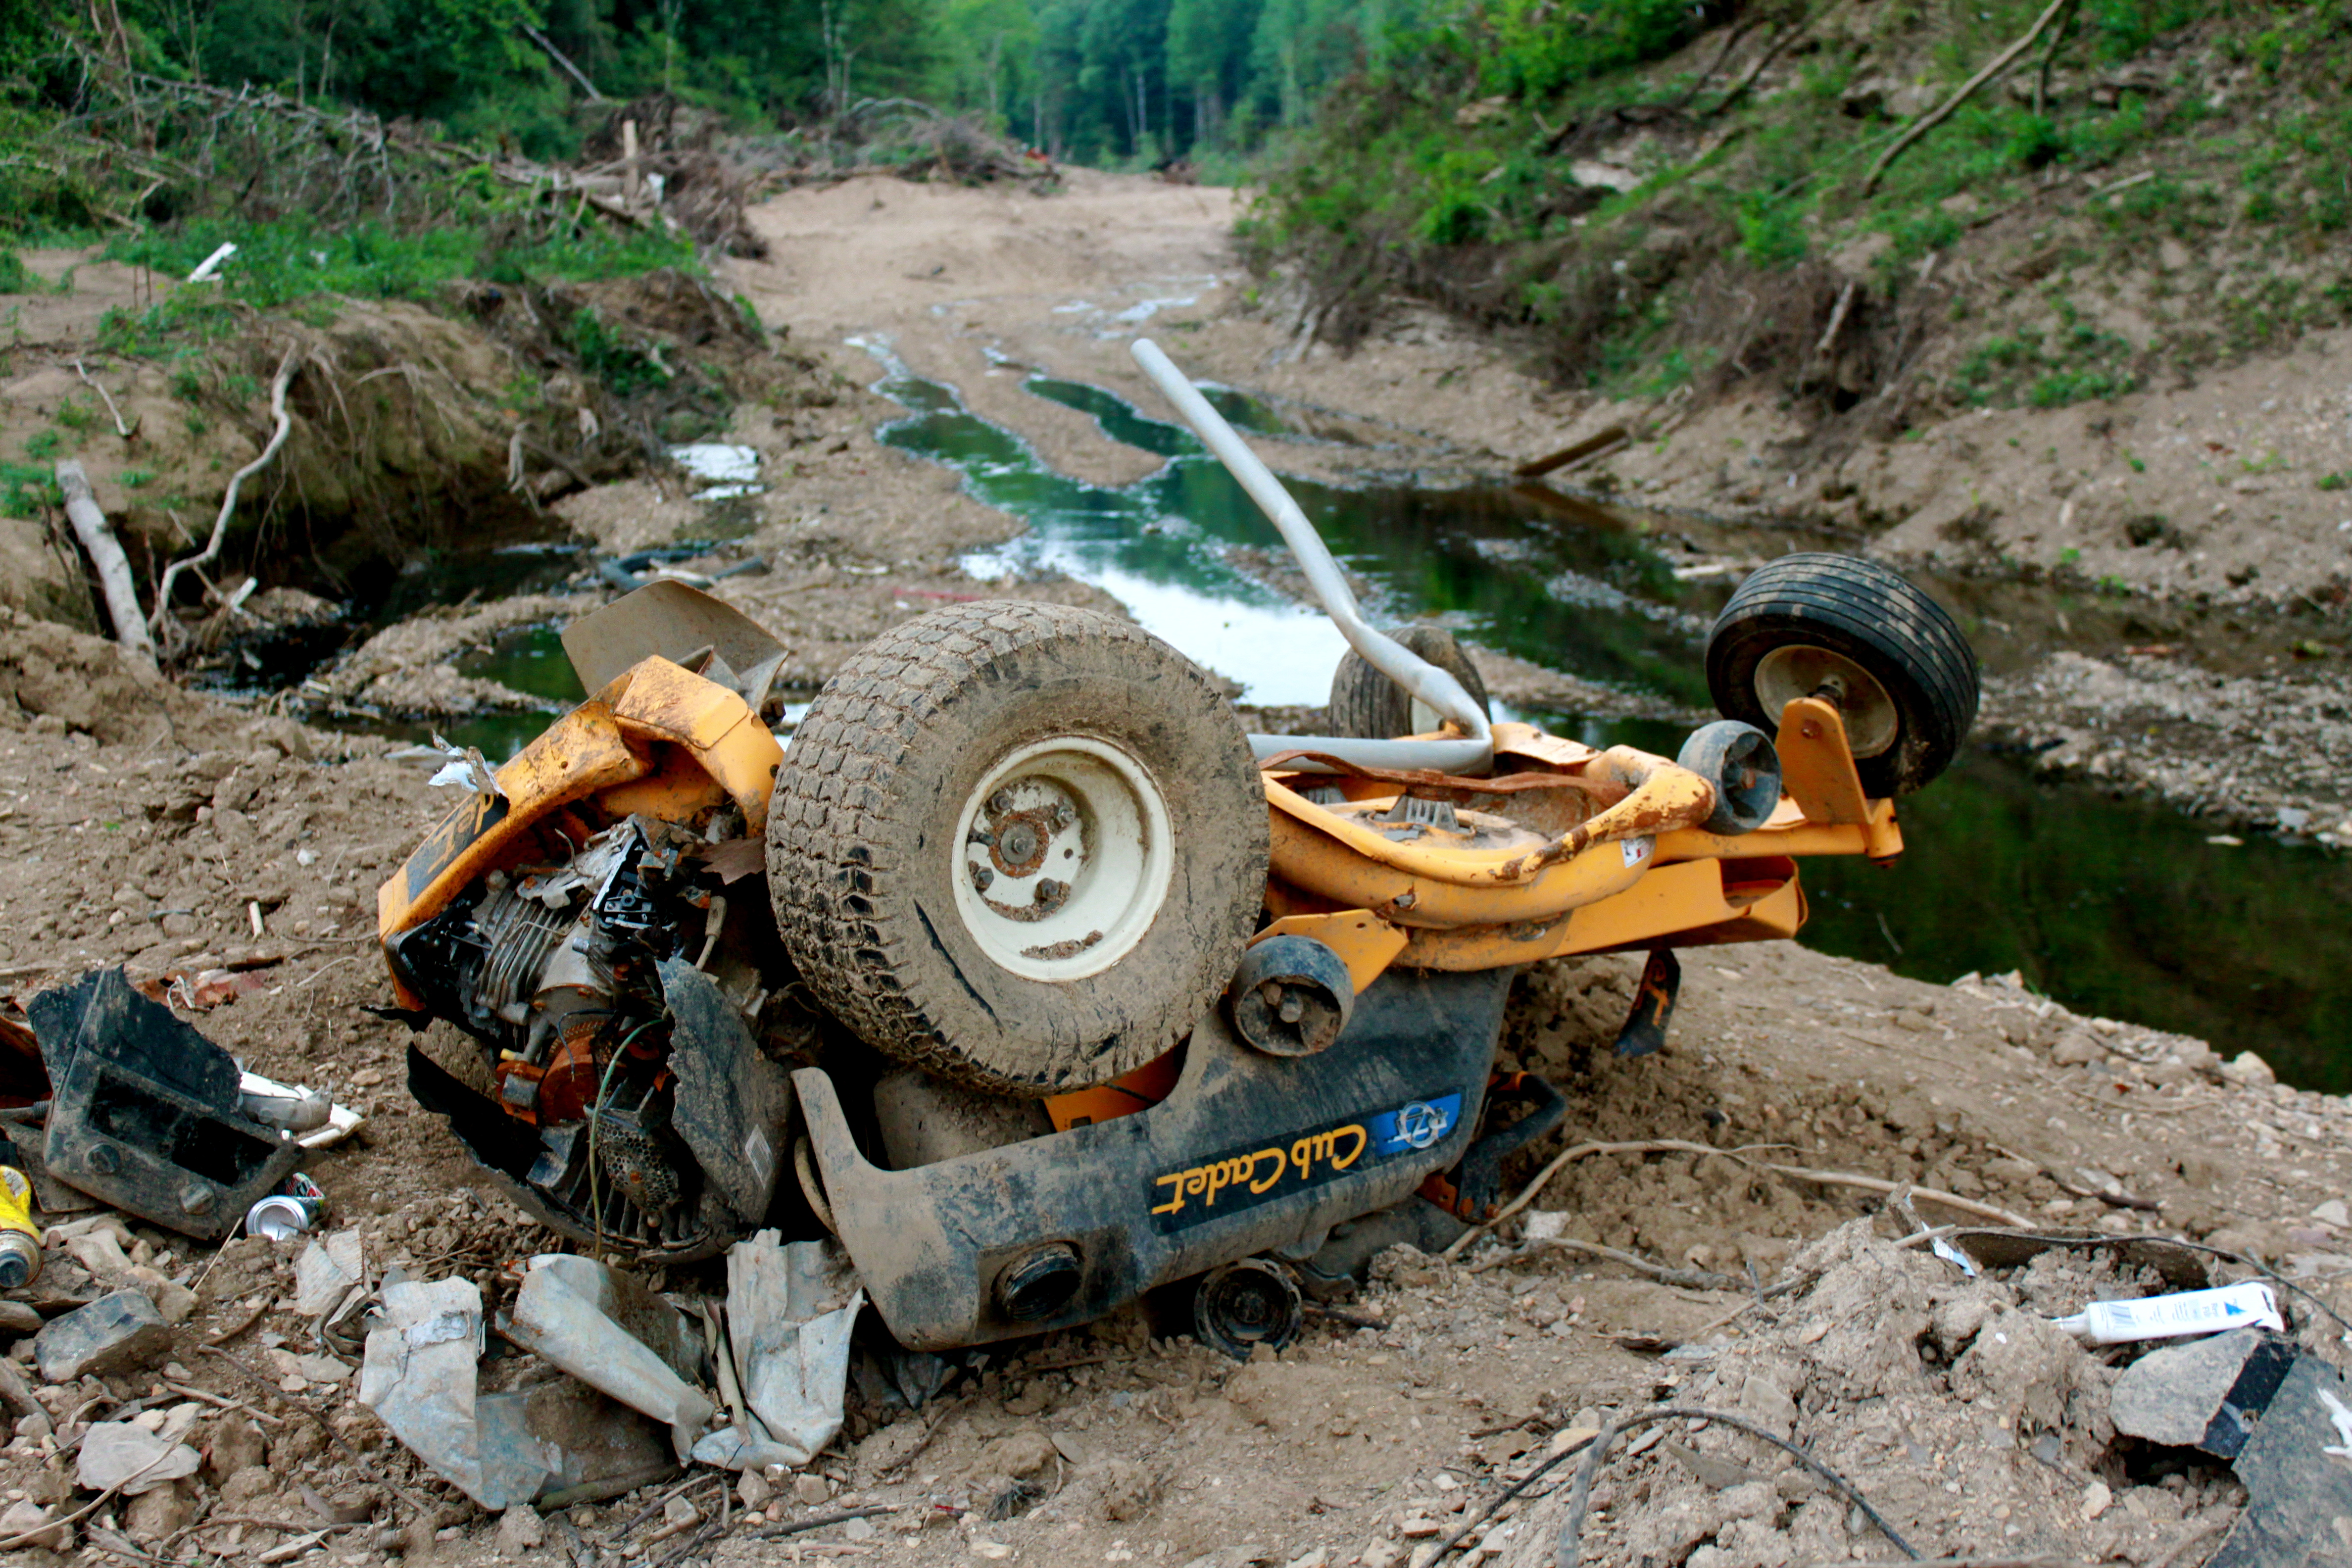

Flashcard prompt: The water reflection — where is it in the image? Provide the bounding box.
[858,345,2349,1090]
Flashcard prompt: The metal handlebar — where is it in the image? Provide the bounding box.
[1128,338,1495,776]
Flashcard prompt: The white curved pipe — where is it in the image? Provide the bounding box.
[1129,338,1493,775]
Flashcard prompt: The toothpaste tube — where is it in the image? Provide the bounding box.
[2051,1280,2285,1345]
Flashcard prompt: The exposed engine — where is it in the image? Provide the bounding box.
[386,815,744,1256]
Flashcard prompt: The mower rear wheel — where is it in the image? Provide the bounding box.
[1326,625,1491,739]
[768,601,1269,1097]
[1704,553,1979,797]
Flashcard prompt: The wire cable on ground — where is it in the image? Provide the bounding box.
[1427,1429,1598,1563]
[1559,1407,1920,1566]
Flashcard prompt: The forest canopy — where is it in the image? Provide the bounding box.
[20,0,1436,165]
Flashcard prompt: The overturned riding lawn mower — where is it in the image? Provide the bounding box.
[375,340,1981,1363]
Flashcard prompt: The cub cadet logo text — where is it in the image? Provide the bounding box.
[1145,1095,1458,1233]
[1151,1125,1368,1220]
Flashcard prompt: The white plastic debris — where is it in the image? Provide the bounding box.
[2053,1280,2285,1345]
[690,1232,862,1470]
[358,1277,540,1509]
[505,1255,715,1461]
[358,1274,677,1509]
[669,442,763,500]
[185,242,237,283]
[293,1231,365,1317]
[238,1070,363,1147]
[425,732,507,799]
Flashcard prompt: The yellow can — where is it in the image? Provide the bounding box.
[0,1165,41,1291]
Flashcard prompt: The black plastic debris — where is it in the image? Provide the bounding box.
[2111,1328,2352,1565]
[28,967,308,1239]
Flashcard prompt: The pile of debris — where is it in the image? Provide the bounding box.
[1361,1217,2348,1568]
[0,962,904,1559]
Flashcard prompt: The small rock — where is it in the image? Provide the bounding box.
[220,1465,278,1508]
[971,1542,1012,1560]
[979,1428,1058,1479]
[2311,1199,2349,1229]
[205,1417,269,1484]
[843,1516,878,1542]
[293,1353,350,1384]
[497,1506,546,1552]
[126,1480,196,1541]
[2221,1051,2277,1087]
[736,1470,773,1512]
[793,1472,831,1506]
[662,1495,700,1529]
[61,1230,135,1282]
[0,1301,43,1335]
[0,1499,69,1550]
[2050,1030,2106,1067]
[31,1290,172,1382]
[122,1268,196,1324]
[76,1420,200,1495]
[1362,1542,1404,1568]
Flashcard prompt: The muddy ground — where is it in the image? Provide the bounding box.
[1,170,2350,1567]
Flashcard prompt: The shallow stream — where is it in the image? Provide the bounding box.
[851,348,2352,1092]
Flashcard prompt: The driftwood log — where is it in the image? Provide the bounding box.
[54,459,154,661]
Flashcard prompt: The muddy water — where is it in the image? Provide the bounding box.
[861,353,2352,1092]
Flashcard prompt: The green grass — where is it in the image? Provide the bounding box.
[0,461,56,519]
[89,215,701,360]
[1252,0,2352,401]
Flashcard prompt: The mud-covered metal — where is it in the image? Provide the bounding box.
[798,966,1512,1351]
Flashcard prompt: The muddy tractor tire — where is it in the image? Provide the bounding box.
[768,601,1270,1097]
[1326,625,1492,739]
[1705,554,1979,797]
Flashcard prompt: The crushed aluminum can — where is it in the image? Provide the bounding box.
[247,1172,327,1240]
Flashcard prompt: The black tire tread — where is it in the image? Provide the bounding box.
[1326,625,1493,740]
[768,601,1268,1095]
[1707,554,1979,796]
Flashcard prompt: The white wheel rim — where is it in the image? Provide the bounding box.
[1755,645,1900,758]
[950,736,1175,982]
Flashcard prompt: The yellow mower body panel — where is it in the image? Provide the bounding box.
[376,657,781,1008]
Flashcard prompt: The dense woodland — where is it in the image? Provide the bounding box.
[1,0,1435,168]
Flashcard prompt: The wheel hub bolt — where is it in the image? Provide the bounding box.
[988,789,1014,815]
[1050,800,1076,829]
[1001,823,1039,860]
[1034,878,1065,906]
[972,866,994,891]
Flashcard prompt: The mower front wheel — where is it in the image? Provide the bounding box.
[1705,554,1979,797]
[768,602,1270,1097]
[1326,625,1492,739]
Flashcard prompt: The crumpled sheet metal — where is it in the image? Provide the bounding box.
[691,1231,863,1470]
[359,1276,676,1509]
[506,1254,715,1462]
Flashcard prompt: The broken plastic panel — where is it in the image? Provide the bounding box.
[28,968,308,1239]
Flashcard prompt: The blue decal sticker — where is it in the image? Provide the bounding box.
[1367,1093,1462,1158]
